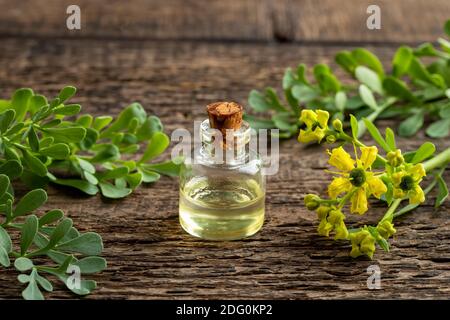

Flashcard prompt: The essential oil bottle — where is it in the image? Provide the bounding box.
[179,102,266,240]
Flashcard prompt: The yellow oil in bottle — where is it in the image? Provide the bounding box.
[179,176,265,240]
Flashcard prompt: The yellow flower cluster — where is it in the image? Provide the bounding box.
[299,109,431,259]
[298,109,329,143]
[316,206,348,240]
[327,146,387,215]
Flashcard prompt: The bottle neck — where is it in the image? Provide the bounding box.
[199,119,250,165]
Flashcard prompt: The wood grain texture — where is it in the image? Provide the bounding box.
[0,38,449,299]
[0,0,449,43]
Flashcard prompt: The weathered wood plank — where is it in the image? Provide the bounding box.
[0,38,448,299]
[0,0,449,43]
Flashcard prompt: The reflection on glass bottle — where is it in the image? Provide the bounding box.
[179,102,265,240]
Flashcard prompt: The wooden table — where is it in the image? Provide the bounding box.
[0,0,449,299]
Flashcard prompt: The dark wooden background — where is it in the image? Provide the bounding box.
[0,0,449,299]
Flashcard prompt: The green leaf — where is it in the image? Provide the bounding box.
[0,226,12,253]
[51,179,99,195]
[0,174,10,199]
[363,118,391,152]
[439,103,450,119]
[76,114,93,128]
[139,169,161,183]
[92,116,113,131]
[20,215,39,255]
[11,88,33,122]
[335,91,347,111]
[14,257,34,271]
[0,246,10,267]
[98,166,129,180]
[5,122,24,136]
[40,143,70,159]
[125,172,143,189]
[414,42,439,57]
[0,160,23,179]
[90,144,120,163]
[271,113,297,133]
[58,86,76,103]
[392,46,413,77]
[248,90,273,112]
[412,142,435,164]
[102,103,147,136]
[79,128,99,150]
[0,109,15,133]
[39,209,64,227]
[57,232,103,256]
[243,114,275,130]
[77,158,95,174]
[99,182,131,199]
[352,48,384,77]
[140,132,170,163]
[14,189,47,217]
[22,270,44,300]
[42,127,86,144]
[359,85,378,110]
[22,150,47,177]
[355,66,383,94]
[35,272,53,292]
[398,112,424,137]
[385,128,396,151]
[74,256,107,274]
[408,57,441,87]
[28,126,40,152]
[291,84,318,103]
[435,175,448,207]
[335,50,358,75]
[265,88,287,112]
[426,119,450,138]
[53,104,81,116]
[28,95,48,114]
[136,116,163,140]
[313,64,341,93]
[383,76,416,101]
[47,218,73,249]
[444,19,450,37]
[140,160,180,177]
[349,114,358,139]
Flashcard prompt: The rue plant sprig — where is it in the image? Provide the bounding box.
[0,174,106,300]
[301,109,449,259]
[0,85,178,299]
[246,19,450,139]
[0,86,179,198]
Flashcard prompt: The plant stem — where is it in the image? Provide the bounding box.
[381,198,402,222]
[423,147,450,172]
[357,97,397,138]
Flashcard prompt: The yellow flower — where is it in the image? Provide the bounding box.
[316,206,348,240]
[298,109,329,143]
[377,220,396,239]
[349,228,376,259]
[327,146,387,215]
[391,163,426,204]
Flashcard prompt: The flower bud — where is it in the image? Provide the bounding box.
[387,149,404,167]
[332,118,343,131]
[326,135,336,144]
[304,194,321,210]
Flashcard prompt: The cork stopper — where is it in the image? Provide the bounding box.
[206,102,243,147]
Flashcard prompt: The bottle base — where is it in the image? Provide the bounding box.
[179,214,264,241]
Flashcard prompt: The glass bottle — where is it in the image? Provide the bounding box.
[179,103,265,240]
